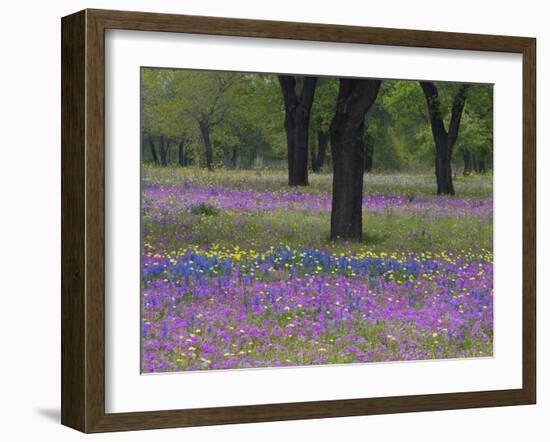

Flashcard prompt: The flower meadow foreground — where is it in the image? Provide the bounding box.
[141,172,493,373]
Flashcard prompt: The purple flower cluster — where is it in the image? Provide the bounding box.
[141,179,493,373]
[142,184,493,219]
[141,247,493,372]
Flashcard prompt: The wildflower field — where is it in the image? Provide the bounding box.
[141,167,493,373]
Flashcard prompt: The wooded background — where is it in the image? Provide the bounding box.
[141,69,493,179]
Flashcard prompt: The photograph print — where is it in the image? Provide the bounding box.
[140,68,493,373]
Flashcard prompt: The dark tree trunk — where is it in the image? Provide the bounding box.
[141,131,146,159]
[199,121,214,171]
[420,82,469,195]
[478,157,487,173]
[167,140,173,164]
[433,137,453,194]
[147,134,159,164]
[231,146,238,169]
[278,75,318,186]
[472,156,479,173]
[330,79,381,241]
[462,150,472,176]
[178,140,186,167]
[312,129,329,173]
[310,143,317,173]
[158,135,168,167]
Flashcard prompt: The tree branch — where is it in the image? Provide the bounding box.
[420,81,447,141]
[448,84,469,147]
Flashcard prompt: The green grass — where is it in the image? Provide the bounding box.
[145,207,492,255]
[142,165,493,199]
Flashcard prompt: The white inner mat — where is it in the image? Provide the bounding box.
[105,29,523,413]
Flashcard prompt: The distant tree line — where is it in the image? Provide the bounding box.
[142,68,493,240]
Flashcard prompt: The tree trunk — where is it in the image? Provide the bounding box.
[141,132,146,159]
[462,150,472,176]
[479,157,487,173]
[330,79,381,241]
[148,134,159,164]
[312,129,329,173]
[158,136,168,167]
[310,141,317,173]
[434,135,454,194]
[178,140,186,167]
[420,82,469,195]
[199,121,214,171]
[278,75,318,186]
[472,156,479,173]
[231,146,238,169]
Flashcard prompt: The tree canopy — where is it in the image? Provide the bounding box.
[141,68,493,177]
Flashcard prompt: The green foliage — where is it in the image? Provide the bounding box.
[141,68,493,176]
[310,78,339,132]
[375,80,493,173]
[455,84,493,169]
[188,203,220,216]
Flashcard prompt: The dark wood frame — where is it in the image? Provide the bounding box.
[61,8,536,433]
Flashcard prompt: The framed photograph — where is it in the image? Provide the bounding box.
[61,9,536,433]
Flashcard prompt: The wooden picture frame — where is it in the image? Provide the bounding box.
[61,8,536,433]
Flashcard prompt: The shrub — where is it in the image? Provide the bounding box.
[188,203,220,216]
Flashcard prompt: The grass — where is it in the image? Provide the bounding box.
[142,165,493,199]
[145,207,492,255]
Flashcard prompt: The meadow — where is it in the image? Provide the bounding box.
[141,166,493,373]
